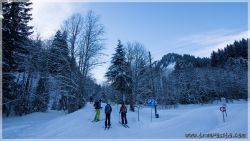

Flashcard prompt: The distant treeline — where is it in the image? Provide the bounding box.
[104,39,248,108]
[155,39,248,105]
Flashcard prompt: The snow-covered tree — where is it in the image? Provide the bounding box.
[62,13,83,60]
[125,42,149,111]
[48,30,70,75]
[32,77,49,112]
[106,40,131,103]
[2,1,33,116]
[48,30,72,112]
[78,10,105,101]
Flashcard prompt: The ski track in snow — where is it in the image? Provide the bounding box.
[3,100,248,139]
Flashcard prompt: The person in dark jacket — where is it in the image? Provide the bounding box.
[90,96,93,104]
[104,102,112,129]
[94,100,101,121]
[119,102,128,125]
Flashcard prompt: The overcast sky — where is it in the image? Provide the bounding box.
[30,1,248,84]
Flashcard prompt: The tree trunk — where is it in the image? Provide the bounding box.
[122,92,125,102]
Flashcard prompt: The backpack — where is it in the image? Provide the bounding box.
[121,105,127,113]
[105,104,111,113]
[94,102,100,109]
[98,102,101,109]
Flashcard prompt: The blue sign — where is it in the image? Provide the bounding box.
[147,98,156,107]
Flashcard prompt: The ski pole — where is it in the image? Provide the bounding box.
[119,111,121,123]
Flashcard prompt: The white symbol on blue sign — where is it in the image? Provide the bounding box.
[147,98,156,107]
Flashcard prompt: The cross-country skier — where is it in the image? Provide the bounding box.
[90,96,93,104]
[120,102,128,125]
[104,102,112,129]
[93,100,101,121]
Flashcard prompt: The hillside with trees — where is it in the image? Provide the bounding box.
[2,2,104,116]
[105,39,248,108]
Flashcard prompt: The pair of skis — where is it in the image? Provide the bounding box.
[91,119,112,130]
[91,119,104,122]
[119,121,129,128]
[102,123,129,130]
[104,126,112,130]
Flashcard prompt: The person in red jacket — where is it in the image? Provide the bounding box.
[119,102,127,125]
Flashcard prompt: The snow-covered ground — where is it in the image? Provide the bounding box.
[3,100,248,139]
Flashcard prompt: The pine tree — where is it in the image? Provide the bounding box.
[2,1,33,116]
[49,30,72,111]
[48,30,85,113]
[32,77,49,112]
[136,64,152,104]
[211,39,248,67]
[48,30,70,75]
[106,40,131,103]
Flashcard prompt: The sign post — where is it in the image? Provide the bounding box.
[147,98,156,122]
[137,104,141,122]
[138,105,140,122]
[220,106,227,122]
[151,108,152,122]
[220,97,227,122]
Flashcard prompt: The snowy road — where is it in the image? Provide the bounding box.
[3,100,248,139]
